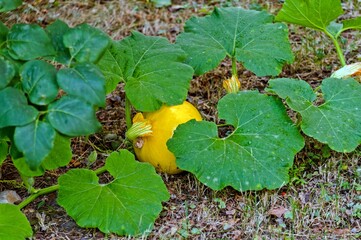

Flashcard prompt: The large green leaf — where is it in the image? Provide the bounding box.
[176,7,294,76]
[14,121,56,169]
[7,24,55,60]
[63,23,110,64]
[97,31,194,111]
[20,60,58,105]
[47,96,101,136]
[0,140,8,165]
[0,204,33,240]
[13,133,72,177]
[168,92,304,191]
[0,21,9,46]
[58,150,170,236]
[57,63,106,107]
[267,78,361,152]
[275,0,343,31]
[46,19,71,65]
[0,87,38,128]
[0,0,22,12]
[0,57,15,89]
[342,17,361,31]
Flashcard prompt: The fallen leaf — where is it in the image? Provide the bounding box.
[268,206,289,218]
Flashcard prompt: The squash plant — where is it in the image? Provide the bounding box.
[0,12,169,239]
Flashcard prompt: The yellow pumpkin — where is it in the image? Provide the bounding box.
[126,101,202,174]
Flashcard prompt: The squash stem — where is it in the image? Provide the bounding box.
[324,30,346,66]
[125,95,132,130]
[17,185,59,209]
[126,121,152,141]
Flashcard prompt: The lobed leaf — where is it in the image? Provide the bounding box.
[57,63,106,107]
[7,24,55,60]
[0,87,38,128]
[46,19,71,65]
[0,57,15,89]
[14,121,56,170]
[97,31,194,111]
[168,92,304,191]
[275,0,343,31]
[0,204,33,240]
[342,17,361,31]
[20,60,58,105]
[267,78,361,152]
[176,7,294,76]
[47,96,101,136]
[58,150,170,236]
[63,23,110,64]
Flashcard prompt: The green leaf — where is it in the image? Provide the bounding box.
[0,140,8,165]
[326,21,343,38]
[342,17,361,31]
[14,121,56,169]
[57,63,106,107]
[58,150,170,236]
[47,96,101,136]
[0,204,32,240]
[0,87,38,128]
[13,133,71,177]
[150,0,171,7]
[267,78,361,152]
[98,31,194,111]
[0,21,9,46]
[0,0,22,12]
[46,19,71,65]
[0,57,15,89]
[63,23,110,63]
[7,24,55,60]
[20,60,58,105]
[168,92,304,191]
[176,7,294,76]
[275,0,343,31]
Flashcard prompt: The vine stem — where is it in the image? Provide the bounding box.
[325,31,346,67]
[17,166,108,209]
[125,95,132,130]
[231,57,238,78]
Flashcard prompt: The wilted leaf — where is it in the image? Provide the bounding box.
[97,32,193,111]
[58,150,170,236]
[176,7,293,76]
[267,78,361,152]
[168,92,304,191]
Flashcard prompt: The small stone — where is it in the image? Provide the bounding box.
[0,190,21,204]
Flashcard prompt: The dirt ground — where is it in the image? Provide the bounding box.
[1,0,361,239]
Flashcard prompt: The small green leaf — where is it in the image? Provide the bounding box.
[58,150,170,236]
[0,0,22,12]
[12,157,44,177]
[0,21,9,46]
[267,78,361,152]
[326,21,343,38]
[57,63,106,107]
[168,92,304,191]
[150,0,171,7]
[98,31,194,111]
[63,23,110,63]
[0,87,38,128]
[14,121,56,169]
[20,60,58,105]
[0,140,8,165]
[0,57,15,89]
[47,96,101,136]
[275,0,343,31]
[7,24,55,60]
[342,17,361,31]
[0,204,33,240]
[46,19,71,65]
[176,7,294,76]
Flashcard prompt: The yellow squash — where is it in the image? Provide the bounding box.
[127,101,202,174]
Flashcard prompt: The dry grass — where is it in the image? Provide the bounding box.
[1,0,360,239]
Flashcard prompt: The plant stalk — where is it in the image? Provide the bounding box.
[18,185,59,209]
[325,31,346,66]
[125,95,132,130]
[231,57,238,78]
